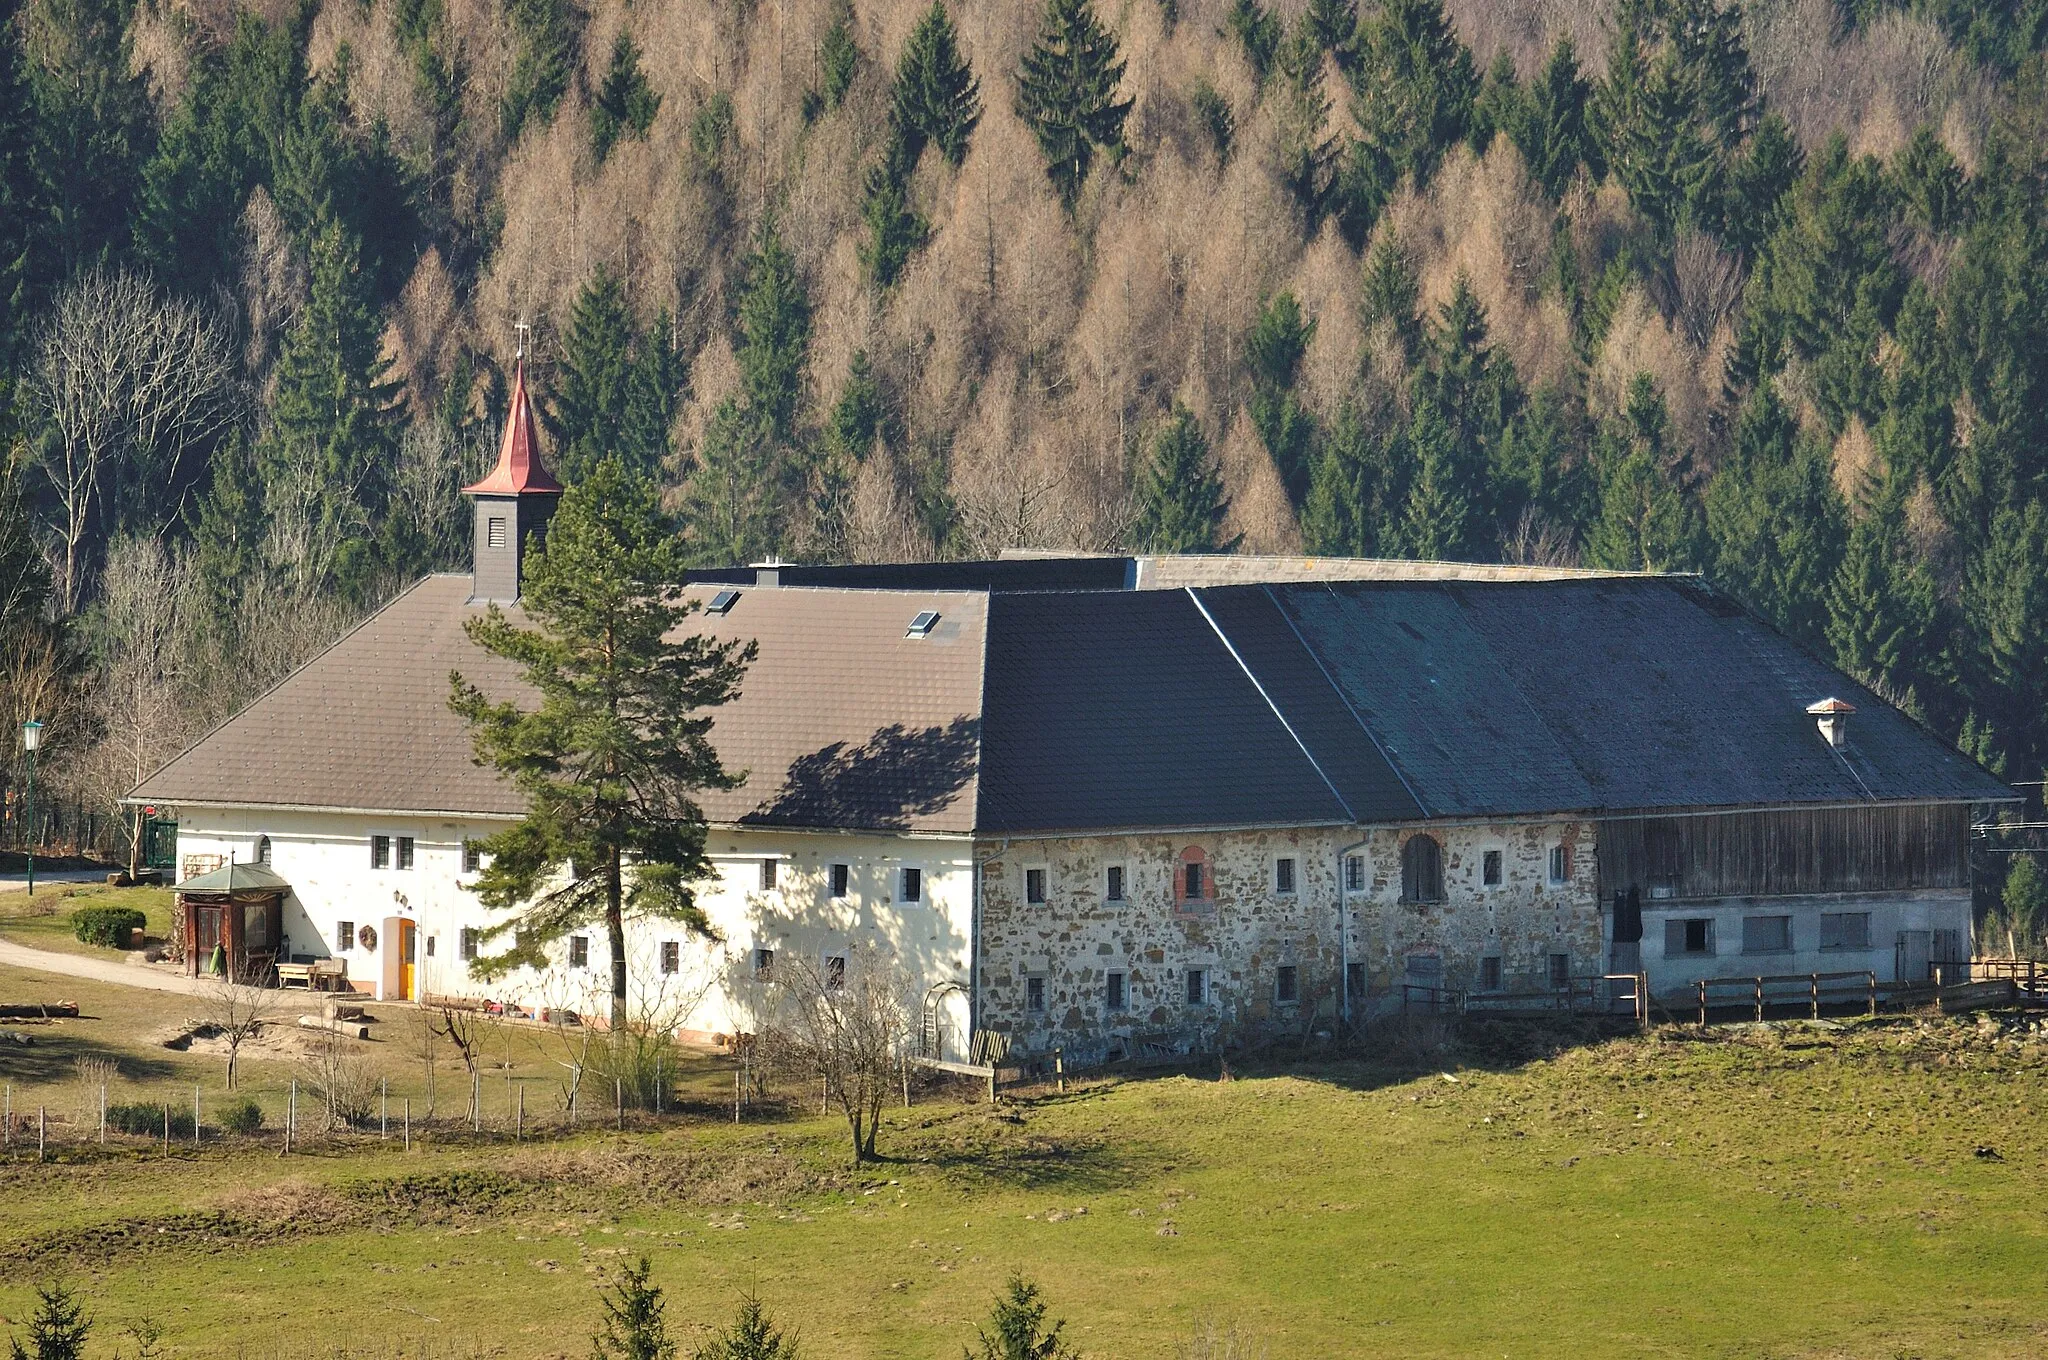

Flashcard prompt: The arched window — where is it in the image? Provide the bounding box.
[1401,835,1443,903]
[255,835,272,866]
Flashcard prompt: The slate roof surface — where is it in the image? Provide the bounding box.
[133,569,2012,835]
[972,591,1356,834]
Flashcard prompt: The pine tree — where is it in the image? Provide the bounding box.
[696,1295,800,1360]
[819,0,859,113]
[591,30,661,163]
[966,1277,1076,1360]
[590,1256,676,1360]
[893,2,981,167]
[451,459,751,1028]
[551,268,638,485]
[1015,0,1133,212]
[1133,404,1237,552]
[735,223,813,443]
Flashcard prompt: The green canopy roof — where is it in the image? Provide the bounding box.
[176,862,291,894]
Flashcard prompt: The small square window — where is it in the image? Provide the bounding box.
[753,947,775,978]
[1025,868,1047,903]
[1665,918,1714,956]
[830,862,850,898]
[1275,965,1299,1004]
[1106,971,1127,1012]
[460,927,480,961]
[1742,914,1792,954]
[336,920,355,952]
[396,836,415,870]
[462,840,481,874]
[1105,865,1125,901]
[660,941,680,975]
[1275,857,1296,895]
[1548,845,1572,885]
[1548,953,1571,989]
[759,858,778,891]
[899,867,923,903]
[824,955,846,990]
[1344,854,1366,893]
[370,835,390,869]
[1820,911,1871,950]
[569,935,589,969]
[1185,968,1207,1006]
[1026,975,1046,1013]
[1482,850,1502,887]
[1481,956,1502,991]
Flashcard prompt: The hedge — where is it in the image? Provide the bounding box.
[72,905,148,949]
[218,1098,264,1135]
[106,1103,194,1139]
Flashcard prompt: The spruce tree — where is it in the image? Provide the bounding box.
[1704,382,1847,647]
[590,1256,676,1360]
[1468,49,1522,156]
[20,0,153,284]
[1513,38,1596,199]
[1583,373,1701,571]
[502,0,580,141]
[188,434,269,662]
[551,268,638,484]
[697,1296,801,1360]
[1349,0,1477,190]
[686,399,781,566]
[735,223,813,443]
[1133,404,1237,553]
[264,218,403,546]
[1962,498,2048,772]
[966,1277,1076,1360]
[621,310,684,481]
[1398,401,1476,560]
[819,0,859,113]
[1722,112,1801,255]
[860,147,930,288]
[1274,21,1336,216]
[1246,292,1318,501]
[1224,0,1282,81]
[592,30,661,163]
[5,1280,90,1360]
[1892,122,1967,235]
[1825,491,1938,700]
[1361,237,1421,359]
[451,458,752,1029]
[1015,0,1133,212]
[892,2,981,168]
[1302,0,1359,69]
[826,349,885,462]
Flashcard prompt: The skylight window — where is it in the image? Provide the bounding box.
[906,610,940,638]
[706,589,740,615]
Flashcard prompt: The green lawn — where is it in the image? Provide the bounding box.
[0,884,176,957]
[2,966,2046,1358]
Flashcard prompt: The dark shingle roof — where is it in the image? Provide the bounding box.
[973,591,1356,834]
[134,570,2010,837]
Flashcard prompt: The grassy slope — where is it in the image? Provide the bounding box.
[0,885,177,957]
[2,966,2045,1358]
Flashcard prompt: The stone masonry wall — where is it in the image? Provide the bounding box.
[976,820,1604,1051]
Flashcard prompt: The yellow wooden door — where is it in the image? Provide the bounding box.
[399,921,417,1000]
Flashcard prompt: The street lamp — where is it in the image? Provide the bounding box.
[20,719,42,897]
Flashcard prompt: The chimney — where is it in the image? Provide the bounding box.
[463,340,563,603]
[750,558,788,588]
[1807,697,1856,749]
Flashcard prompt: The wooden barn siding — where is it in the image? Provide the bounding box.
[1596,805,1970,900]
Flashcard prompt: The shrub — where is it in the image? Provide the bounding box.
[218,1097,264,1135]
[72,905,147,949]
[107,1102,194,1139]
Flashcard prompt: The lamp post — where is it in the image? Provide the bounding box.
[20,720,42,897]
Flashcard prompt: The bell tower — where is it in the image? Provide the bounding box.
[464,333,563,603]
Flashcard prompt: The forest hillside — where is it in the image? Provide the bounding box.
[2,0,2047,888]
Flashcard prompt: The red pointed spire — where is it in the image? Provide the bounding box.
[463,353,563,497]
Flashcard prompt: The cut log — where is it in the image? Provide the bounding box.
[298,1015,371,1039]
[0,1002,80,1019]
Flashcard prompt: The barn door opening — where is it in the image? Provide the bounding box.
[1896,930,1931,983]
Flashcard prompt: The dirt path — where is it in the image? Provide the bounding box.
[0,937,210,996]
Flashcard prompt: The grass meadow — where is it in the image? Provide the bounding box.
[3,897,2047,1358]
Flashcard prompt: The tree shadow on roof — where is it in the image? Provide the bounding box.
[745,716,979,830]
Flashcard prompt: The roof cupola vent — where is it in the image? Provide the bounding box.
[1808,697,1855,749]
[463,331,564,603]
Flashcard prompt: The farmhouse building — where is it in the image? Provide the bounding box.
[129,371,2013,1056]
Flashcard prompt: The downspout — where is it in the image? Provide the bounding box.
[1335,832,1373,1031]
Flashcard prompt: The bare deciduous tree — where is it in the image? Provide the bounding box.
[23,269,237,613]
[1671,230,1744,355]
[760,946,911,1163]
[203,966,276,1091]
